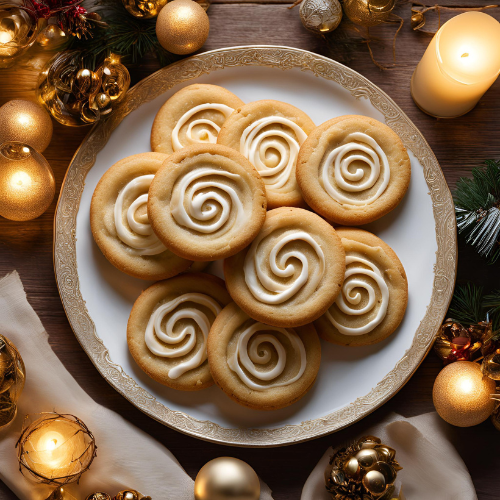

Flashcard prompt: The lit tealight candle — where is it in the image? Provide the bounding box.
[411,12,500,118]
[17,413,96,484]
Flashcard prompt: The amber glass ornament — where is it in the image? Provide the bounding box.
[325,435,402,500]
[122,0,168,19]
[0,334,25,428]
[37,51,130,127]
[0,3,38,68]
[0,142,55,221]
[343,0,396,27]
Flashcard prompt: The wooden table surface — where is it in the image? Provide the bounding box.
[1,1,500,498]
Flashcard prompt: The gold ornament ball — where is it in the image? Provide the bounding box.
[122,0,168,19]
[433,361,497,427]
[194,457,260,500]
[300,0,342,34]
[0,143,55,221]
[85,494,112,500]
[156,0,209,55]
[343,0,396,27]
[0,100,53,152]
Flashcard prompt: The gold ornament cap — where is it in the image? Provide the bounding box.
[0,100,53,152]
[194,457,260,500]
[155,0,209,55]
[433,361,497,427]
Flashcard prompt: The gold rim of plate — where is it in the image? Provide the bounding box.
[53,45,457,447]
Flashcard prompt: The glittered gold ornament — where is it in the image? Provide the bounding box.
[0,143,55,221]
[0,100,53,153]
[342,0,396,27]
[0,334,25,428]
[36,24,67,50]
[299,0,342,34]
[194,457,260,500]
[156,0,209,55]
[122,0,168,18]
[45,487,78,500]
[113,490,151,500]
[325,435,402,500]
[433,361,497,427]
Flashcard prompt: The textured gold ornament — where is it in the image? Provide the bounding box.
[325,435,402,500]
[433,361,497,427]
[0,100,53,153]
[113,490,151,500]
[0,143,55,221]
[122,0,168,18]
[299,0,342,34]
[85,494,112,500]
[155,0,209,55]
[194,457,260,500]
[36,24,67,50]
[342,0,396,27]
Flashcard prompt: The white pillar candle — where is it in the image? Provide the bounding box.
[411,12,500,118]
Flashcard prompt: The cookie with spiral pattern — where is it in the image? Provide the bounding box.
[207,302,321,410]
[90,152,192,280]
[224,207,346,328]
[148,143,267,261]
[151,84,244,155]
[314,227,408,346]
[127,273,231,390]
[217,100,316,209]
[296,115,411,225]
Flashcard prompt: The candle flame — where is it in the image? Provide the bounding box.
[461,53,469,58]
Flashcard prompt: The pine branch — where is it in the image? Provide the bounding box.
[447,282,485,325]
[484,290,500,333]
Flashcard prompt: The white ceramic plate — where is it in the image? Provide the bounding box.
[54,46,457,447]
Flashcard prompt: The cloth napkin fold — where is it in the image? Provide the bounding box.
[301,412,477,500]
[0,271,273,500]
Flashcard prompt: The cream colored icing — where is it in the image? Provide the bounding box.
[227,322,307,390]
[171,103,234,151]
[145,293,221,379]
[321,132,390,206]
[171,168,246,235]
[240,116,307,190]
[244,230,325,304]
[325,254,389,336]
[114,175,166,255]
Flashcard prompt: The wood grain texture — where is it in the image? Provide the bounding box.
[1,1,500,499]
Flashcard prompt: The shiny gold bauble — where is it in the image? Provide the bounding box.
[36,24,67,50]
[343,0,396,27]
[433,361,497,427]
[85,493,112,500]
[0,142,55,221]
[300,0,342,34]
[0,99,53,152]
[156,0,209,55]
[122,0,168,18]
[482,350,500,381]
[194,457,260,500]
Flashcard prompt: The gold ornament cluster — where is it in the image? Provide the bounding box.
[325,435,402,500]
[37,51,130,127]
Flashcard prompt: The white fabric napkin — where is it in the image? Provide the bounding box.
[301,412,477,500]
[0,271,273,500]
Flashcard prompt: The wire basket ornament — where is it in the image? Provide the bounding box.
[16,412,97,485]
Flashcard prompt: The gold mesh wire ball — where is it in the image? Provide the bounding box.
[0,334,25,429]
[16,412,97,485]
[0,142,55,221]
[0,100,53,153]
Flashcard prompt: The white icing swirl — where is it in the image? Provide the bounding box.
[145,293,221,379]
[114,175,166,255]
[321,132,390,206]
[171,168,245,235]
[172,103,234,151]
[240,116,307,190]
[227,322,306,391]
[244,230,325,304]
[325,254,389,336]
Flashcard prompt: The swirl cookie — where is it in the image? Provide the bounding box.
[296,115,411,225]
[148,144,267,261]
[127,273,231,390]
[217,100,315,209]
[224,207,346,328]
[151,84,244,154]
[90,153,191,280]
[314,228,408,346]
[207,302,321,410]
